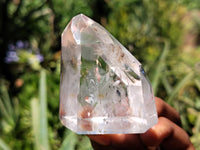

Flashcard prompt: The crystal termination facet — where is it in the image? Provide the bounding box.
[60,14,158,134]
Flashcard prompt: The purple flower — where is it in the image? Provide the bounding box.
[16,41,24,49]
[36,54,44,62]
[4,51,19,63]
[5,40,44,64]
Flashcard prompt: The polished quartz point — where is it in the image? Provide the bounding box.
[59,14,158,134]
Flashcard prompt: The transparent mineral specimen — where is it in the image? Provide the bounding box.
[59,14,158,134]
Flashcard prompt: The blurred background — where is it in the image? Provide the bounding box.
[0,0,200,149]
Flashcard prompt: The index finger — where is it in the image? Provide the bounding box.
[155,97,181,126]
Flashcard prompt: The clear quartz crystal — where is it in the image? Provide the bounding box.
[59,14,158,134]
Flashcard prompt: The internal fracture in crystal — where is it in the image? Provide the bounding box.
[59,14,158,134]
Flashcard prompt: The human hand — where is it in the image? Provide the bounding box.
[87,97,195,150]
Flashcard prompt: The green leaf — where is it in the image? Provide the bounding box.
[59,130,77,150]
[31,98,40,150]
[0,138,11,150]
[39,70,50,150]
[167,72,194,105]
[0,80,15,130]
[77,136,93,150]
[0,97,11,124]
[152,40,170,95]
[0,80,13,120]
[161,75,173,95]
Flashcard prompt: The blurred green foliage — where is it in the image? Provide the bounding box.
[0,0,200,149]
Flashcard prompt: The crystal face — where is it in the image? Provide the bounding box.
[60,14,158,134]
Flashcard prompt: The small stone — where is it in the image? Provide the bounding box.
[59,14,158,134]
